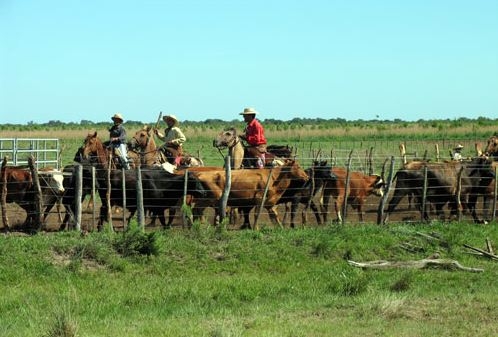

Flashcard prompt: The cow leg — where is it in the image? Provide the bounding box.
[240,207,252,230]
[309,200,322,225]
[267,205,282,229]
[334,196,344,223]
[320,191,332,223]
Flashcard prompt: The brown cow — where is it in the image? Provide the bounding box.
[319,166,384,223]
[385,157,495,223]
[190,160,309,229]
[1,164,65,231]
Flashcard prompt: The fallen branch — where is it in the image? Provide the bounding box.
[348,258,483,273]
[463,244,498,261]
[486,238,494,255]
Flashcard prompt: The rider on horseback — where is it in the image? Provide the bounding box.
[154,114,186,165]
[239,107,267,168]
[107,113,130,169]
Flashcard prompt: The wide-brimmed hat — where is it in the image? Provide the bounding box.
[111,113,124,122]
[454,144,464,150]
[163,114,179,125]
[240,107,258,115]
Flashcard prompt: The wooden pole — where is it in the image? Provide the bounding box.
[1,157,9,230]
[75,164,82,231]
[342,150,353,224]
[422,166,428,222]
[456,166,464,221]
[220,156,231,224]
[378,156,395,225]
[136,166,145,230]
[254,166,274,230]
[28,156,42,232]
[91,166,96,229]
[492,165,497,221]
[106,153,113,231]
[182,169,190,228]
[121,168,127,228]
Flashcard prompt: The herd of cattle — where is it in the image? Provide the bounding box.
[1,134,498,233]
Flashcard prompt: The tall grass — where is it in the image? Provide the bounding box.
[1,222,497,336]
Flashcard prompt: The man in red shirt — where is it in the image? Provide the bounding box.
[239,107,267,168]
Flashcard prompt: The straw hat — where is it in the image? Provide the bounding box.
[163,114,179,125]
[240,107,258,115]
[111,113,124,122]
[454,144,464,150]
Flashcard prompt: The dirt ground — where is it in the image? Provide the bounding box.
[0,194,492,233]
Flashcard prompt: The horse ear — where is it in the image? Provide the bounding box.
[90,131,97,137]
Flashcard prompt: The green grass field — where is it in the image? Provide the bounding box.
[1,121,498,336]
[0,222,497,337]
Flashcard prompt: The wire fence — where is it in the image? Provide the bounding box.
[2,155,496,232]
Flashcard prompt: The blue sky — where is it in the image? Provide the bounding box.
[1,0,497,124]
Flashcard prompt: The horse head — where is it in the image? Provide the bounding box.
[213,128,239,149]
[484,135,498,159]
[129,125,154,152]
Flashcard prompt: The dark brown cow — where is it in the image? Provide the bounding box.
[319,167,384,223]
[190,160,309,229]
[1,164,65,231]
[385,157,494,223]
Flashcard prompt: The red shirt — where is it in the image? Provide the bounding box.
[244,118,267,146]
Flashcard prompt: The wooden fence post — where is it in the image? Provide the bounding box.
[220,156,231,225]
[136,166,145,230]
[106,154,113,231]
[342,150,353,224]
[122,168,127,228]
[74,164,82,231]
[492,165,498,222]
[1,157,9,230]
[377,156,395,225]
[91,166,96,229]
[421,166,428,222]
[255,166,274,230]
[28,155,42,232]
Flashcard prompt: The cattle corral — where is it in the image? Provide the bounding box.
[1,133,497,233]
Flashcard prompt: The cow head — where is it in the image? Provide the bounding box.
[38,169,65,194]
[370,175,385,197]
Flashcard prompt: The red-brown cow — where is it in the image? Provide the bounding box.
[320,167,384,223]
[190,160,309,229]
[1,164,65,231]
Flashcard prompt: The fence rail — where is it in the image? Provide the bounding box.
[0,138,60,169]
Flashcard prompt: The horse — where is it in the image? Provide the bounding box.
[79,131,140,170]
[213,127,293,169]
[128,125,204,169]
[128,126,164,166]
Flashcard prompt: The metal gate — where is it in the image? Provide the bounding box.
[0,138,61,169]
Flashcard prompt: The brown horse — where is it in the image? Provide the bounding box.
[128,125,204,168]
[128,126,164,166]
[213,127,292,169]
[80,131,139,169]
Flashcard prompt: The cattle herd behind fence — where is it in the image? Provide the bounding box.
[1,135,497,232]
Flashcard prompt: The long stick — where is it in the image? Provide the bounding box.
[153,111,163,132]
